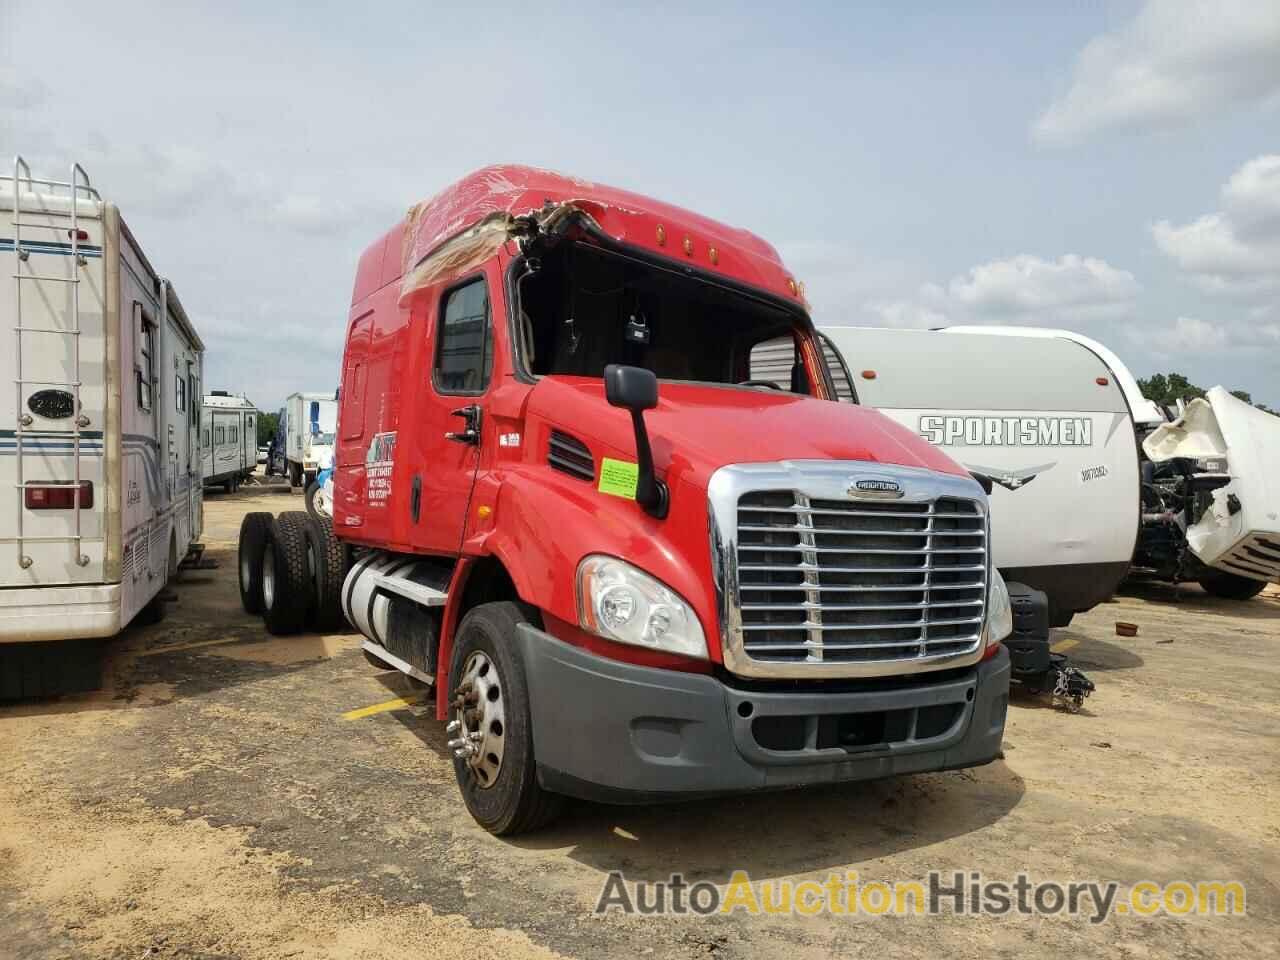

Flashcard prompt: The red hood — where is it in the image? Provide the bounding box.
[525,377,967,490]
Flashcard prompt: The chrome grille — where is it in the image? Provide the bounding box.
[734,490,987,667]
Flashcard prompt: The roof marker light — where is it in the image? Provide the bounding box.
[656,224,666,246]
[1096,377,1109,386]
[682,236,693,256]
[708,246,718,265]
[67,229,89,241]
[787,279,798,296]
[861,370,877,380]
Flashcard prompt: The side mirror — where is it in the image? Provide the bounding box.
[604,364,658,412]
[602,364,668,519]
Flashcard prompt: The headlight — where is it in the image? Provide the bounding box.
[986,568,1013,647]
[577,555,707,660]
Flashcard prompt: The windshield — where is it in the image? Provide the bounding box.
[518,242,816,393]
[312,431,335,446]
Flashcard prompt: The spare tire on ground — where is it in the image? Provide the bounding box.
[262,512,314,635]
[305,516,351,632]
[238,512,274,614]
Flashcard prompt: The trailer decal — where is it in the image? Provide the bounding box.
[964,462,1056,492]
[921,416,1092,447]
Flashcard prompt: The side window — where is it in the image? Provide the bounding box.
[202,428,210,449]
[134,302,154,412]
[215,425,226,445]
[175,374,186,413]
[434,278,492,395]
[229,424,238,444]
[246,415,254,444]
[819,333,858,403]
[189,374,199,425]
[341,361,366,441]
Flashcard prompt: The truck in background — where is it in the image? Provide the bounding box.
[200,391,258,491]
[237,165,1013,835]
[284,391,335,488]
[1,157,205,697]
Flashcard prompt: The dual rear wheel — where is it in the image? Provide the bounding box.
[238,511,350,634]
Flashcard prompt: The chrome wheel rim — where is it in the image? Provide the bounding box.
[262,549,276,609]
[449,651,506,788]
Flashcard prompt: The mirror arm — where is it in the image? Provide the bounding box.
[630,409,669,520]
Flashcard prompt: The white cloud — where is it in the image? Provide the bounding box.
[1153,154,1280,299]
[944,254,1140,318]
[1033,0,1280,145]
[854,253,1140,340]
[863,299,947,329]
[1165,315,1227,351]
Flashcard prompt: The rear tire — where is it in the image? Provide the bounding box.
[289,461,303,488]
[1198,570,1268,600]
[238,512,274,614]
[262,513,313,635]
[304,516,350,632]
[447,602,562,836]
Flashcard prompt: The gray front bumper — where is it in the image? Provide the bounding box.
[515,625,1010,804]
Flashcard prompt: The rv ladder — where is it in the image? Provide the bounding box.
[9,156,96,570]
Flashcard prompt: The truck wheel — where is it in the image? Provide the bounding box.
[262,513,313,635]
[447,602,562,836]
[238,512,274,614]
[1197,570,1268,601]
[289,462,303,488]
[304,516,350,632]
[305,481,324,522]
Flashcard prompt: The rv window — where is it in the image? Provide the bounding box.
[135,303,155,412]
[246,415,254,443]
[175,375,186,413]
[202,428,210,449]
[215,426,226,445]
[434,278,492,395]
[230,425,238,443]
[189,374,199,425]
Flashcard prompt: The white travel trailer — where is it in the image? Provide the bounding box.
[200,391,258,491]
[284,391,336,488]
[0,157,204,696]
[753,326,1141,627]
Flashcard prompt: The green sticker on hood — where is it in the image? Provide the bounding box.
[598,458,639,500]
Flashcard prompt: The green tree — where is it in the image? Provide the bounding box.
[257,412,279,446]
[1138,373,1277,417]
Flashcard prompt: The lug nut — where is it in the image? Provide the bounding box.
[446,720,461,735]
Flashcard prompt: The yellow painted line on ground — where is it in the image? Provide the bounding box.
[341,696,423,721]
[1051,638,1079,653]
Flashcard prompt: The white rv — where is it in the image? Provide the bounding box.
[200,391,258,491]
[0,157,204,696]
[284,391,336,488]
[752,327,1141,626]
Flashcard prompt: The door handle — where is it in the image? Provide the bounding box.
[445,405,482,445]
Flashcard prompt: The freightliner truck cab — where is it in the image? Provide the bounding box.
[332,166,1012,834]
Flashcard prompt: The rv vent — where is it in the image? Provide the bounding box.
[548,430,594,482]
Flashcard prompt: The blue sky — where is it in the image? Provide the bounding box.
[3,0,1278,410]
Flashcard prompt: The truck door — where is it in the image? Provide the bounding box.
[406,275,493,555]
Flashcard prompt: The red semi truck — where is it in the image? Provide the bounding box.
[243,166,1012,835]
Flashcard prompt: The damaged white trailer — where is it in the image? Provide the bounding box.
[1139,387,1280,599]
[0,158,205,697]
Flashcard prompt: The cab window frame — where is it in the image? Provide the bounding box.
[432,273,493,398]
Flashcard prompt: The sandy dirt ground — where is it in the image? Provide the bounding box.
[2,482,1278,959]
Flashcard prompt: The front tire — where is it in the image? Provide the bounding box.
[1198,569,1268,600]
[447,602,562,836]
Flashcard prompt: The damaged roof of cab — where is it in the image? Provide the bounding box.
[395,164,806,308]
